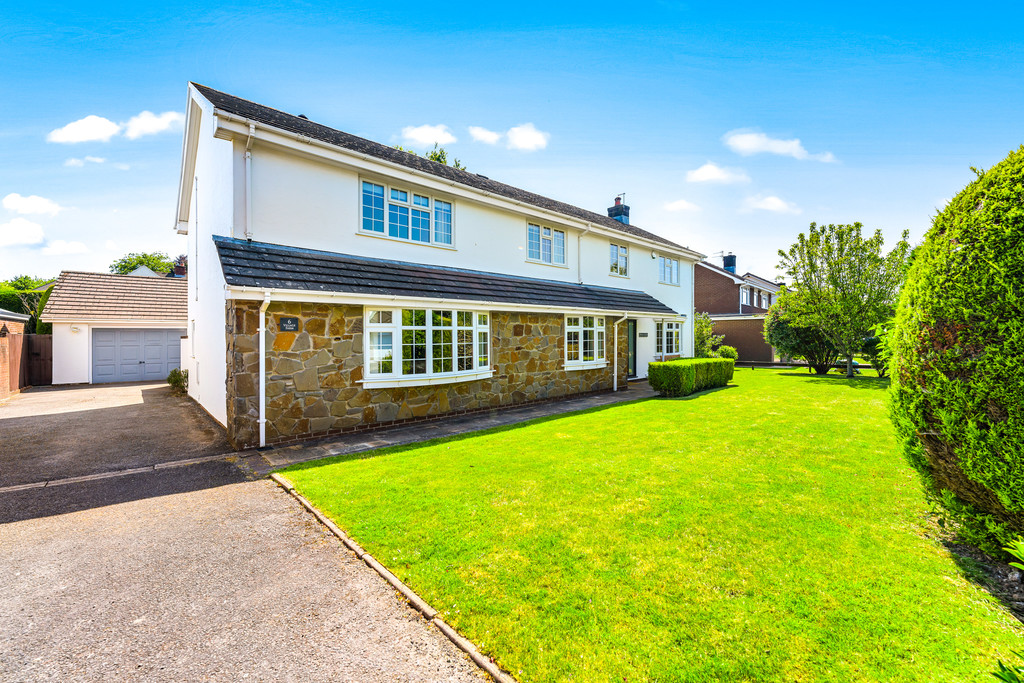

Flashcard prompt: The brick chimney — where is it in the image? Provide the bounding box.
[607,195,630,225]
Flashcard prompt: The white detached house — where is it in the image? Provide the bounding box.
[176,83,701,449]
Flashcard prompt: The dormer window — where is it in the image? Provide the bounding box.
[361,181,453,246]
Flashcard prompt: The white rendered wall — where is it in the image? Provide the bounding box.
[51,323,90,384]
[184,95,234,427]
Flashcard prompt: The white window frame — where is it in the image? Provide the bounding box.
[740,287,750,306]
[526,223,567,266]
[658,256,680,285]
[655,321,682,357]
[362,307,491,389]
[564,314,607,370]
[359,180,455,249]
[610,243,629,277]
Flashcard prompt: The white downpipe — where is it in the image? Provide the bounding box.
[258,291,271,447]
[613,312,628,392]
[244,123,255,240]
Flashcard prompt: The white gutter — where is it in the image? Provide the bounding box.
[244,123,255,240]
[612,312,628,392]
[258,290,271,447]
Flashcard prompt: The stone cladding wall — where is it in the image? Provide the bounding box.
[224,300,626,449]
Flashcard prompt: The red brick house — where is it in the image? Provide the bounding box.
[694,255,781,362]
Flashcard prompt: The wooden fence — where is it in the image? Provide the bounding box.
[3,334,52,395]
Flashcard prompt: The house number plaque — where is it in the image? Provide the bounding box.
[638,332,649,338]
[279,317,300,332]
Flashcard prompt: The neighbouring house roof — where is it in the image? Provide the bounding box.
[128,264,162,277]
[191,83,699,257]
[41,271,188,322]
[0,307,31,322]
[697,260,781,291]
[214,236,679,316]
[742,272,782,291]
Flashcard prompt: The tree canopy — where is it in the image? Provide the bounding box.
[110,252,174,275]
[763,290,839,374]
[777,222,910,377]
[395,143,466,170]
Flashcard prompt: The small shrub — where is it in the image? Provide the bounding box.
[167,367,188,394]
[717,345,738,360]
[648,358,734,397]
[694,312,724,358]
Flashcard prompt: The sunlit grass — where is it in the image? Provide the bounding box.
[284,368,1022,682]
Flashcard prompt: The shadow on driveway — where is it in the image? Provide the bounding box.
[0,382,231,488]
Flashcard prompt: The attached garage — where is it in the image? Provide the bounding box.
[41,271,188,385]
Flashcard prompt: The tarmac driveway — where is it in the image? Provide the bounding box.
[0,382,230,488]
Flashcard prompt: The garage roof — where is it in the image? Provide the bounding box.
[215,236,679,316]
[42,271,188,322]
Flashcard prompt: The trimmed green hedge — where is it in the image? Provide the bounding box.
[648,358,735,397]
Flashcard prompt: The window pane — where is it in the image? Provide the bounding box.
[433,201,452,245]
[362,182,384,233]
[477,313,488,326]
[527,224,541,260]
[457,311,473,327]
[597,329,605,360]
[457,329,473,371]
[583,316,594,329]
[478,330,489,367]
[541,236,552,263]
[368,332,393,374]
[567,316,579,328]
[368,310,393,324]
[656,322,664,354]
[403,309,426,326]
[567,330,580,361]
[390,189,408,202]
[553,230,565,264]
[432,329,453,373]
[413,194,429,207]
[610,245,618,274]
[411,208,430,242]
[402,329,427,375]
[583,329,595,361]
[432,310,452,327]
[388,204,410,239]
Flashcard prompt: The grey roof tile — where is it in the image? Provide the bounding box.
[214,237,678,316]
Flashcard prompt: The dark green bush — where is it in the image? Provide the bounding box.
[648,358,734,397]
[167,368,189,394]
[861,334,887,377]
[716,345,738,360]
[888,145,1024,555]
[764,291,839,374]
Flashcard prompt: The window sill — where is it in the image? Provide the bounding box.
[359,368,494,389]
[564,361,608,371]
[659,280,681,287]
[357,229,457,251]
[525,258,569,269]
[609,272,630,279]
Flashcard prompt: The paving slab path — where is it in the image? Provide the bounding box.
[0,478,483,682]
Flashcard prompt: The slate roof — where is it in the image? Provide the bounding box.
[192,83,696,255]
[41,271,188,322]
[214,237,679,316]
[698,260,781,289]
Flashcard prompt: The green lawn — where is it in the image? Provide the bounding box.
[283,369,1022,682]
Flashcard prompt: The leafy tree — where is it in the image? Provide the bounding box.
[778,222,910,377]
[693,312,724,358]
[110,252,174,275]
[889,146,1024,555]
[763,290,839,374]
[395,143,466,171]
[861,325,891,378]
[3,274,52,290]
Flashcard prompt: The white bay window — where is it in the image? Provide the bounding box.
[565,314,606,369]
[364,307,490,387]
[655,321,682,356]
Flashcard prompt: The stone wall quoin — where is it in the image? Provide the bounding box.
[224,301,626,449]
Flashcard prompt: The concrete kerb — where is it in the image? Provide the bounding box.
[269,473,516,683]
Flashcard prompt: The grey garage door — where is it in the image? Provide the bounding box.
[92,328,186,384]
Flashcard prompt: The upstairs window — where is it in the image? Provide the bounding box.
[659,256,679,285]
[741,288,750,306]
[610,243,628,276]
[361,181,453,246]
[565,315,606,367]
[527,224,566,265]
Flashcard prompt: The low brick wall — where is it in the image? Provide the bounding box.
[225,301,627,449]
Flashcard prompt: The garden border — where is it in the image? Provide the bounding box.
[269,472,517,683]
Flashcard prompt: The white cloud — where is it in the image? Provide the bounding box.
[742,195,802,214]
[506,123,549,151]
[3,193,64,216]
[401,124,457,147]
[724,129,835,162]
[65,156,106,167]
[664,199,701,212]
[42,239,89,256]
[124,111,185,140]
[113,163,131,171]
[0,217,45,247]
[468,126,502,144]
[685,162,750,184]
[47,115,122,143]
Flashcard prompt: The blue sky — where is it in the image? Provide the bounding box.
[2,1,1022,280]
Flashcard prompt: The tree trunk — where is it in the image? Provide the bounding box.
[846,354,855,378]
